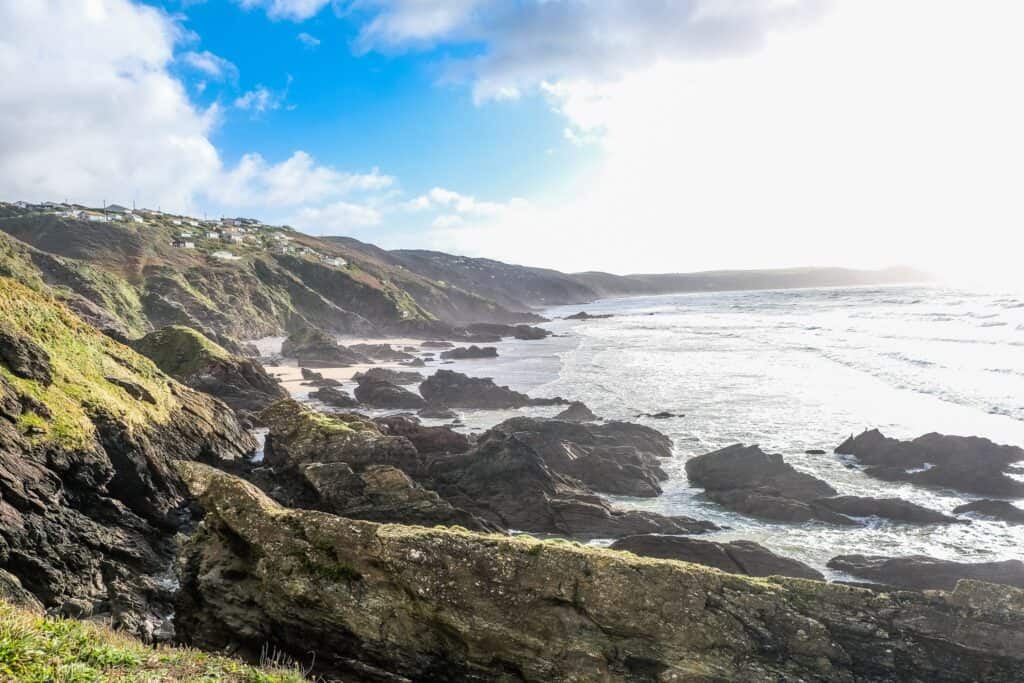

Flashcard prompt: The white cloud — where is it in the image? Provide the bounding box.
[410,187,509,216]
[237,0,332,22]
[0,0,220,212]
[424,1,1024,284]
[181,50,239,81]
[288,201,382,235]
[349,0,826,101]
[431,214,464,229]
[297,32,321,48]
[211,151,393,208]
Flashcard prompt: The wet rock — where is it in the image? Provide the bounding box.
[812,496,962,525]
[309,386,358,408]
[828,554,1024,591]
[352,366,423,385]
[554,401,599,422]
[805,449,827,455]
[420,340,454,348]
[417,406,458,420]
[176,463,1024,683]
[0,325,53,385]
[300,368,324,381]
[637,411,683,419]
[686,444,852,524]
[347,343,414,361]
[464,322,550,340]
[440,345,499,360]
[565,311,613,320]
[837,429,1024,496]
[354,378,426,410]
[487,417,672,497]
[373,414,470,455]
[954,499,1024,524]
[281,326,369,367]
[610,535,824,580]
[426,427,713,538]
[420,369,567,410]
[404,357,426,367]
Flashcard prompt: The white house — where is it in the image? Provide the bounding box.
[131,214,145,224]
[171,238,195,249]
[211,250,241,261]
[326,257,347,267]
[83,211,107,222]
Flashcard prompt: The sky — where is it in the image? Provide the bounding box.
[0,1,1022,281]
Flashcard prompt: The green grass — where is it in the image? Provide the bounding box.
[0,276,174,449]
[131,325,231,378]
[0,600,309,682]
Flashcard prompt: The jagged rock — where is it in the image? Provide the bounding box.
[176,463,1024,683]
[373,414,470,455]
[610,535,824,580]
[565,311,613,320]
[281,326,369,367]
[309,386,358,408]
[637,411,683,419]
[440,345,499,360]
[828,554,1024,591]
[417,406,458,420]
[260,400,419,473]
[0,279,255,640]
[806,449,827,455]
[354,377,426,409]
[426,427,714,537]
[464,322,550,340]
[420,340,454,348]
[103,376,157,404]
[0,324,53,385]
[300,368,324,381]
[404,357,427,367]
[0,569,44,612]
[303,377,342,388]
[837,429,1024,496]
[487,417,672,497]
[812,496,962,525]
[131,326,287,418]
[954,499,1024,524]
[420,369,568,410]
[686,444,853,524]
[352,366,423,385]
[553,401,599,422]
[347,343,414,361]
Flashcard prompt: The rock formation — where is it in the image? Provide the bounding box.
[419,369,568,410]
[610,535,823,580]
[828,554,1024,591]
[440,345,499,360]
[281,326,369,367]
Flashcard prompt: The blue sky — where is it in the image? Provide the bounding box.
[165,0,594,209]
[2,2,1022,280]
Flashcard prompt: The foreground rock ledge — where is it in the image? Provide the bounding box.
[176,463,1024,683]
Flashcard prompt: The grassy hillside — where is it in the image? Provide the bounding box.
[0,598,307,682]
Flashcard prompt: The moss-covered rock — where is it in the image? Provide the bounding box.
[176,464,1024,682]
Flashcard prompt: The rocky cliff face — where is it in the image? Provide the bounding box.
[176,464,1024,683]
[0,277,255,638]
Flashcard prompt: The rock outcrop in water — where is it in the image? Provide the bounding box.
[836,429,1024,496]
[687,444,960,526]
[309,386,358,408]
[486,416,672,497]
[0,278,255,639]
[828,554,1024,591]
[610,535,824,580]
[554,401,599,422]
[419,369,568,410]
[347,343,413,361]
[440,345,499,360]
[130,325,287,422]
[352,366,422,385]
[954,499,1024,524]
[354,376,426,409]
[176,463,1024,683]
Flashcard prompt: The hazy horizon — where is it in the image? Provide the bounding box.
[2,1,1022,285]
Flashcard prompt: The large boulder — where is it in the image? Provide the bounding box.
[130,325,287,420]
[486,417,672,497]
[420,369,567,410]
[828,554,1024,591]
[837,429,1024,496]
[685,444,852,524]
[347,343,413,361]
[610,535,823,580]
[176,463,1024,683]
[352,366,422,385]
[440,345,499,360]
[354,377,426,409]
[812,496,962,525]
[0,324,53,385]
[554,401,600,422]
[954,500,1024,524]
[281,326,369,367]
[309,386,358,408]
[373,414,470,455]
[426,427,714,538]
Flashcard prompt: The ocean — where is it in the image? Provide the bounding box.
[443,284,1024,575]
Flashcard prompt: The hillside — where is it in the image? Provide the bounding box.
[0,204,535,344]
